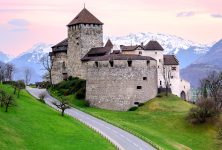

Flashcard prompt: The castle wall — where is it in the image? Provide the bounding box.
[67,24,103,79]
[51,52,68,84]
[85,59,158,111]
[123,50,164,87]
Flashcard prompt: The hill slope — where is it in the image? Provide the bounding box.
[0,85,114,150]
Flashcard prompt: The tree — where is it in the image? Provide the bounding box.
[0,89,6,107]
[200,71,222,108]
[24,67,32,85]
[16,80,25,98]
[3,94,15,112]
[4,63,14,81]
[0,63,5,83]
[53,98,70,116]
[163,66,171,96]
[40,55,53,85]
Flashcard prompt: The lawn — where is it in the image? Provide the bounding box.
[0,84,115,150]
[49,87,222,150]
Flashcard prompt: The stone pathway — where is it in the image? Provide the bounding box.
[26,87,156,150]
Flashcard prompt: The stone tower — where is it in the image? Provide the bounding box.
[67,8,103,79]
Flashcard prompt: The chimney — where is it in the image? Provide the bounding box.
[141,42,144,46]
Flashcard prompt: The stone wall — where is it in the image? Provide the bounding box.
[86,59,158,111]
[51,52,68,84]
[67,24,103,79]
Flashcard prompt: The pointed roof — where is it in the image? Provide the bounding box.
[105,39,113,48]
[67,8,103,26]
[144,41,164,51]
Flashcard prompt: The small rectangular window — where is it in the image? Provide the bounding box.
[143,77,147,80]
[95,61,98,67]
[147,60,150,66]
[171,76,173,79]
[137,86,142,89]
[109,61,114,67]
[128,61,132,67]
[172,67,176,70]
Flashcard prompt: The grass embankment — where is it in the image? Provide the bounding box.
[49,87,222,150]
[0,84,115,150]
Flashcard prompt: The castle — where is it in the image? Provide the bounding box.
[50,8,190,111]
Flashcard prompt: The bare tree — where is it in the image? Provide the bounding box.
[201,71,222,108]
[0,63,5,83]
[24,67,32,85]
[4,63,14,81]
[53,98,70,116]
[163,66,171,96]
[3,94,15,112]
[40,55,52,85]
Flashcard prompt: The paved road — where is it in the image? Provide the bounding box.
[27,87,156,150]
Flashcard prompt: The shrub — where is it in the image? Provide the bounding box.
[76,88,86,99]
[84,100,90,107]
[128,106,138,111]
[138,103,145,107]
[187,98,219,124]
[39,92,46,103]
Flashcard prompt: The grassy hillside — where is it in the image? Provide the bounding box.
[49,87,222,150]
[0,84,115,150]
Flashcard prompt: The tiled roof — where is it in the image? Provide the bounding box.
[81,53,155,61]
[67,8,103,26]
[52,38,68,53]
[164,55,179,65]
[121,41,164,51]
[144,41,164,50]
[105,39,113,48]
[87,47,111,56]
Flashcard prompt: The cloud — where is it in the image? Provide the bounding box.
[8,19,29,27]
[177,11,195,17]
[211,14,222,19]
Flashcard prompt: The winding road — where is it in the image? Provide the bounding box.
[27,87,156,150]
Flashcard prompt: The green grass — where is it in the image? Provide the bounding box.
[0,84,115,150]
[49,88,222,150]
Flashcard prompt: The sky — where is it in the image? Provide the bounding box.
[0,0,222,56]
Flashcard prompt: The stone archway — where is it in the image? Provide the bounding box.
[180,91,186,100]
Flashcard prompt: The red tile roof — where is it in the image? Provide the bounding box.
[67,8,103,26]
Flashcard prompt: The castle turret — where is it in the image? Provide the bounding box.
[67,8,103,79]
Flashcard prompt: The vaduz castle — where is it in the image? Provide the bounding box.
[50,8,190,111]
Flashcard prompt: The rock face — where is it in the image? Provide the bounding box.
[86,60,158,111]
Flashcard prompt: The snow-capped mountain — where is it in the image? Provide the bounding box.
[104,33,212,68]
[9,43,53,83]
[0,51,14,63]
[0,32,213,83]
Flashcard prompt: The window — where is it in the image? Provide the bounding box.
[63,73,68,80]
[109,61,114,67]
[134,102,140,105]
[160,81,162,86]
[171,76,173,79]
[62,61,66,68]
[155,52,157,54]
[143,77,147,80]
[158,66,160,68]
[137,86,142,89]
[95,61,98,67]
[147,60,150,66]
[139,51,142,55]
[128,60,132,67]
[159,59,161,62]
[77,42,79,45]
[172,67,176,70]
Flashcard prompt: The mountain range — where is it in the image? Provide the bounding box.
[0,32,220,87]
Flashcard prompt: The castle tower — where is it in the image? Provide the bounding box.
[67,8,103,79]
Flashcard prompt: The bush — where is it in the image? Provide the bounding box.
[84,100,90,107]
[76,88,86,99]
[138,103,145,107]
[128,106,138,111]
[38,92,46,103]
[187,98,219,124]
